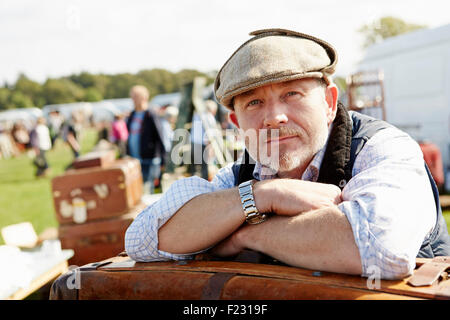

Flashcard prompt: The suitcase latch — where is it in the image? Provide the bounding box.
[408,256,450,287]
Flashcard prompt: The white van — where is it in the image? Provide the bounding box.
[356,23,450,191]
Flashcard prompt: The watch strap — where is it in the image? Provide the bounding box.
[238,180,267,224]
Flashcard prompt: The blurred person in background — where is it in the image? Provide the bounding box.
[126,85,165,194]
[0,122,18,159]
[160,105,178,157]
[97,120,110,142]
[111,113,129,158]
[158,105,179,184]
[62,110,81,163]
[48,110,64,148]
[11,121,30,153]
[30,117,52,177]
[190,99,218,180]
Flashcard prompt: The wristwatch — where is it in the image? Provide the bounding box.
[238,180,268,224]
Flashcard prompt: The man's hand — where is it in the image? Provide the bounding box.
[253,179,342,216]
[211,209,362,275]
[210,179,343,257]
[209,228,247,257]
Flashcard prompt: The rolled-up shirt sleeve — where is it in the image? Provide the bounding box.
[338,128,436,280]
[125,164,236,262]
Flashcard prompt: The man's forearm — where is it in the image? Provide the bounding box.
[235,206,362,275]
[159,178,344,256]
[158,187,245,254]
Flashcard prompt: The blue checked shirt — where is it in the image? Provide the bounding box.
[125,123,436,280]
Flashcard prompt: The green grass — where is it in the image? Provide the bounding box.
[444,210,450,231]
[0,128,98,245]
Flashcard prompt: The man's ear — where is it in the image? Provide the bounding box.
[229,111,240,129]
[325,84,338,124]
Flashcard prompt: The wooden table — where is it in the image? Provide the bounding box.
[1,245,73,300]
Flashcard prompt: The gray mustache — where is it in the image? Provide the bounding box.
[262,127,302,142]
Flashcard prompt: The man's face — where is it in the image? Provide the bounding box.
[229,78,338,175]
[131,91,148,110]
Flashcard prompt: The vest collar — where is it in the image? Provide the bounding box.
[316,101,353,188]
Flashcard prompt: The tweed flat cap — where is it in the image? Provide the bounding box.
[214,28,338,109]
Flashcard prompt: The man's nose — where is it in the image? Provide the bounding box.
[263,102,289,128]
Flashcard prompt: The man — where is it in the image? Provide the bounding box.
[126,85,165,194]
[160,105,178,165]
[48,109,64,147]
[125,29,450,279]
[111,112,129,158]
[62,110,81,160]
[30,117,52,177]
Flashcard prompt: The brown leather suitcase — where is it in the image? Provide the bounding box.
[51,157,143,224]
[58,202,146,267]
[50,252,450,300]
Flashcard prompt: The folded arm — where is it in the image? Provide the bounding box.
[125,173,234,261]
[157,176,361,275]
[158,187,245,254]
[211,180,362,275]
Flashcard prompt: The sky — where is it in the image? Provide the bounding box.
[0,0,449,85]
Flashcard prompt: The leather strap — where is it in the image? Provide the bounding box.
[201,272,236,300]
[49,269,79,300]
[408,256,450,287]
[437,274,450,296]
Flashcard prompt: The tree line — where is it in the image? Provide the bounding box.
[0,69,215,110]
[0,16,426,111]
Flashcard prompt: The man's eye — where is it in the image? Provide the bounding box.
[248,100,261,106]
[286,91,298,97]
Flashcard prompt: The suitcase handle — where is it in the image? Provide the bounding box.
[78,233,119,247]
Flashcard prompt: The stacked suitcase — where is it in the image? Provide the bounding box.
[51,151,145,266]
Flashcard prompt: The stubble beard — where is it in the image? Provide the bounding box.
[253,122,329,175]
